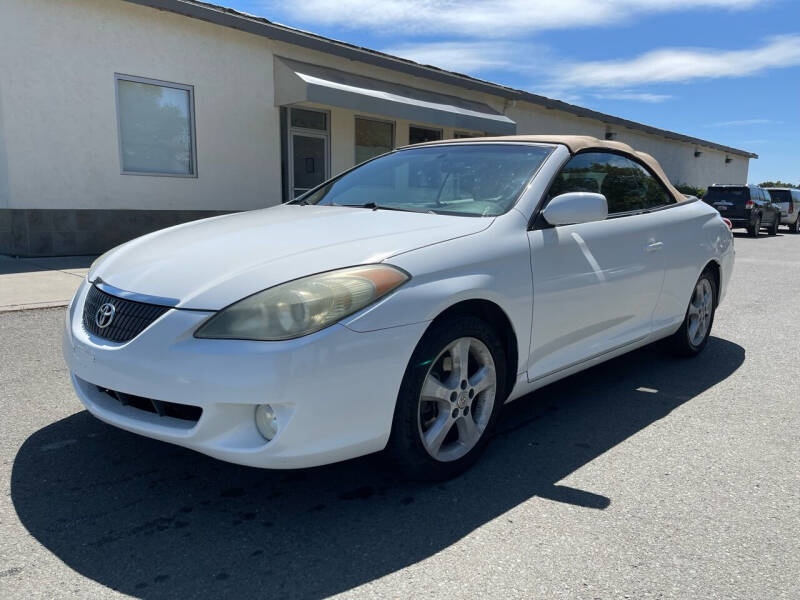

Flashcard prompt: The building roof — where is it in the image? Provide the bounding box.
[126,0,757,159]
[409,135,687,203]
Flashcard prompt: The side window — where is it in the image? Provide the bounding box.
[548,152,674,214]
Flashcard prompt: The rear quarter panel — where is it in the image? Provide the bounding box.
[651,200,734,335]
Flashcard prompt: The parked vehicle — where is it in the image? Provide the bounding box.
[704,184,781,237]
[63,135,734,480]
[765,188,800,233]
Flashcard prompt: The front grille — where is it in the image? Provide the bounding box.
[82,285,170,343]
[98,387,203,422]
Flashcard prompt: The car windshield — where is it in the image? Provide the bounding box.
[297,144,553,217]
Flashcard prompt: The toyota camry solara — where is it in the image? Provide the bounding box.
[63,135,734,479]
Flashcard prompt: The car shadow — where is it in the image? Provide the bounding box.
[731,231,785,239]
[11,337,744,599]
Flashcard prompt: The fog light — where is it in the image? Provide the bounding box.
[255,404,278,441]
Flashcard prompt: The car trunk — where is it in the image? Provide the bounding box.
[704,187,751,219]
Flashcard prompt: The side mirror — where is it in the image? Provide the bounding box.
[542,192,608,226]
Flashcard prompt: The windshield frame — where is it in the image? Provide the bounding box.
[289,142,556,217]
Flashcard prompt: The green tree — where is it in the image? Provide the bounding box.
[675,183,706,198]
[758,181,799,189]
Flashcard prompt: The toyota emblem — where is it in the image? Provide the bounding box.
[95,302,116,328]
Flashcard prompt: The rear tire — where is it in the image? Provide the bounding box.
[387,315,507,480]
[667,269,717,357]
[768,215,779,236]
[792,217,800,234]
[747,214,761,237]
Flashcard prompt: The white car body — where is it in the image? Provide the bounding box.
[63,139,734,469]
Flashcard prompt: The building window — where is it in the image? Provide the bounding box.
[454,131,482,139]
[115,74,197,177]
[355,118,394,164]
[290,108,327,131]
[409,126,442,145]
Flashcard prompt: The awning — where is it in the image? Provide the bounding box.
[274,56,517,136]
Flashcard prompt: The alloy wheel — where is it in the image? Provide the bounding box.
[687,278,713,347]
[417,337,497,462]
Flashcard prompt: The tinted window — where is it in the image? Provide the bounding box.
[767,189,792,202]
[705,187,749,201]
[290,108,327,130]
[301,144,552,217]
[355,118,393,164]
[409,126,442,145]
[548,152,674,214]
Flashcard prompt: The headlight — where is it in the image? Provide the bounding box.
[195,264,409,341]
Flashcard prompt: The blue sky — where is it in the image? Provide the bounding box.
[228,0,798,184]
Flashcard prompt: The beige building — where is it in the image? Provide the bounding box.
[0,0,756,256]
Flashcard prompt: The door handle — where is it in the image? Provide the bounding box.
[646,241,664,252]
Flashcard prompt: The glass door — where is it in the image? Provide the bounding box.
[290,132,328,198]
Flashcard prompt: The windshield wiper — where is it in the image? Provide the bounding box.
[338,202,435,214]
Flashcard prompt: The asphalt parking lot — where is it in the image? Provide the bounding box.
[1,230,799,600]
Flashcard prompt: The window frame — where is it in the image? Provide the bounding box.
[354,115,395,165]
[114,73,198,178]
[530,148,687,230]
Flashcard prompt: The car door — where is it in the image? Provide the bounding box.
[526,151,667,382]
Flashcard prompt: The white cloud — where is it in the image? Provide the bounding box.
[382,41,550,74]
[263,0,764,36]
[554,35,800,88]
[708,118,782,127]
[383,42,517,73]
[592,91,673,103]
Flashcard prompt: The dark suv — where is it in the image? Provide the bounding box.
[704,184,781,237]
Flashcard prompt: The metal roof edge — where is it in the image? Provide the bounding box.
[123,0,758,159]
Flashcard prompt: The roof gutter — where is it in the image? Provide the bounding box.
[124,0,757,159]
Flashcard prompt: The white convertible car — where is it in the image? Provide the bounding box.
[63,135,734,479]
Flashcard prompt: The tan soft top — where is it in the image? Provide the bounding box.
[407,135,687,204]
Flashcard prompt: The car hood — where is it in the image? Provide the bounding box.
[91,204,492,310]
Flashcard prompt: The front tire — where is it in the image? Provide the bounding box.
[667,270,717,357]
[387,315,507,480]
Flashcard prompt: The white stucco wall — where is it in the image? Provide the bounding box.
[0,0,752,215]
[0,0,280,211]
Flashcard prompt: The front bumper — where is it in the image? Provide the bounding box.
[63,280,428,468]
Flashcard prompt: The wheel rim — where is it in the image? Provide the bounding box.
[417,336,497,462]
[686,279,713,347]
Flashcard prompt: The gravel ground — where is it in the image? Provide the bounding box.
[1,231,798,599]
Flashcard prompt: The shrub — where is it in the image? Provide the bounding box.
[675,183,706,198]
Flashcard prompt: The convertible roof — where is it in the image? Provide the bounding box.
[409,135,688,204]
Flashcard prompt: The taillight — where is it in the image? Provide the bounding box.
[745,200,754,209]
[722,217,733,230]
[790,202,794,214]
